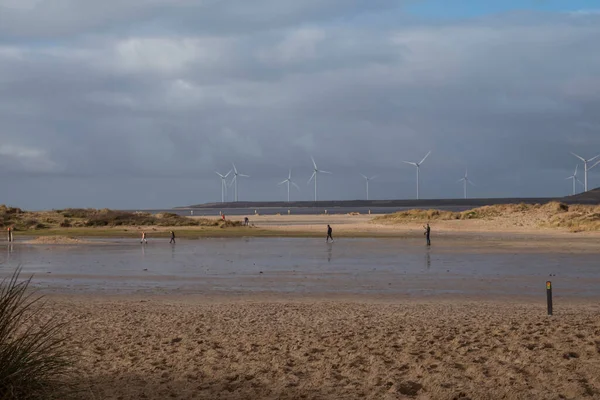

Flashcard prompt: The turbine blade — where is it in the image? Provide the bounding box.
[360,173,368,180]
[320,170,332,174]
[402,161,417,166]
[288,169,292,179]
[419,151,431,165]
[468,180,477,187]
[231,162,238,174]
[590,160,600,171]
[311,156,317,170]
[215,171,224,178]
[590,154,600,163]
[570,152,586,162]
[370,175,378,180]
[308,172,316,184]
[565,176,574,180]
[239,174,250,177]
[292,182,301,191]
[574,164,578,175]
[457,178,465,183]
[224,170,232,178]
[278,179,288,185]
[228,176,236,188]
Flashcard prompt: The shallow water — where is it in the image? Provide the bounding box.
[0,238,598,298]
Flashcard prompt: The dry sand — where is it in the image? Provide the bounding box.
[52,296,600,400]
[237,214,600,253]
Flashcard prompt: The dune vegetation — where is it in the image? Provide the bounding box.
[373,202,600,232]
[0,206,241,232]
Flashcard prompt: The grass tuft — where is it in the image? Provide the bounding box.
[0,267,71,399]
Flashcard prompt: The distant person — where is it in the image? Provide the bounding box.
[424,223,431,246]
[326,224,334,243]
[141,231,147,244]
[221,214,226,221]
[169,231,176,244]
[244,217,249,226]
[7,226,12,243]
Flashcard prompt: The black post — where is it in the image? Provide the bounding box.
[546,281,553,316]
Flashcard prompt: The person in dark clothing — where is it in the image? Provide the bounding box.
[326,224,334,243]
[244,217,249,226]
[169,231,175,244]
[424,223,431,246]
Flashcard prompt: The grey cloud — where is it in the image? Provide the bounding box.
[0,0,400,38]
[0,8,599,208]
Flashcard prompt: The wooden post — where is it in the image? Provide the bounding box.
[546,281,553,316]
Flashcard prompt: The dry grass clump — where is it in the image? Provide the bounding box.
[545,204,600,232]
[375,202,600,232]
[374,208,460,222]
[0,268,71,399]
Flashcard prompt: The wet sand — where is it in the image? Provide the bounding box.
[53,296,600,400]
[4,238,600,297]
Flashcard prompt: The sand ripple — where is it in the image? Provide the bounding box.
[51,299,600,399]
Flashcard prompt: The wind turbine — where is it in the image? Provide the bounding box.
[215,170,232,203]
[278,169,300,202]
[570,152,600,192]
[307,157,331,202]
[403,151,431,200]
[360,174,377,200]
[229,163,249,202]
[457,168,476,199]
[566,164,584,195]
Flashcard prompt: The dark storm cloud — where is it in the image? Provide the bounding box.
[0,3,599,208]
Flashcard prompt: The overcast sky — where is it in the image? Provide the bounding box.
[1,0,600,209]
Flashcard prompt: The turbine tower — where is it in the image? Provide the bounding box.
[457,168,476,199]
[278,169,300,202]
[215,170,232,203]
[230,163,249,202]
[403,151,431,200]
[570,152,600,192]
[360,174,377,201]
[566,164,583,196]
[307,157,331,202]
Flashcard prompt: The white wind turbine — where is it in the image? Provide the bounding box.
[278,169,300,202]
[457,168,476,199]
[360,174,377,201]
[229,163,249,202]
[570,152,600,192]
[215,170,232,203]
[307,157,331,202]
[403,151,431,200]
[566,164,584,195]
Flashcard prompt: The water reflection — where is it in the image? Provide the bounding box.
[327,244,333,263]
[425,250,431,270]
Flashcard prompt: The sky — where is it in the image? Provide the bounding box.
[1,0,600,209]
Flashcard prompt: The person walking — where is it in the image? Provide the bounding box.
[7,226,12,243]
[169,231,176,244]
[326,224,334,243]
[424,223,431,246]
[141,231,147,244]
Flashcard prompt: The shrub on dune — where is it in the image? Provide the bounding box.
[0,268,70,399]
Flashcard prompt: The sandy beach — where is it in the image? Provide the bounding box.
[51,295,600,400]
[6,210,600,399]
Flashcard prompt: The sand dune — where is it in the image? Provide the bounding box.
[52,297,600,400]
